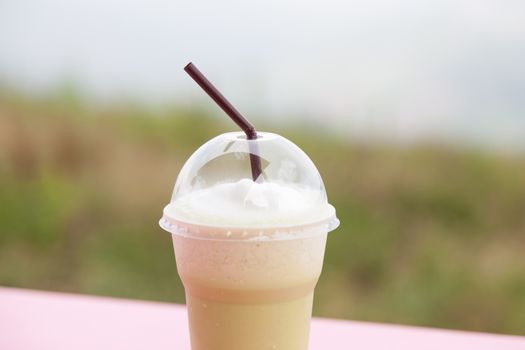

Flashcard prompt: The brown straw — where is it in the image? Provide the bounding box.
[184,62,263,181]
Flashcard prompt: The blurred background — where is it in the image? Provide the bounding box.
[1,0,524,336]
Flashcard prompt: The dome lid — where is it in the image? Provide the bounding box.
[160,132,338,240]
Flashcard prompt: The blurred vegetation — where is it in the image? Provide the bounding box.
[0,91,524,336]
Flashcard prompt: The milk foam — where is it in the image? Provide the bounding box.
[164,179,335,229]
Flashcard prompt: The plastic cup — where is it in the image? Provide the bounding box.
[160,132,339,350]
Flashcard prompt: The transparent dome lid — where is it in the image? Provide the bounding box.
[160,132,338,240]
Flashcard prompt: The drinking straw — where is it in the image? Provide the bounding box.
[184,62,263,181]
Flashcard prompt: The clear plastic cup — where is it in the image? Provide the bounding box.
[160,132,339,350]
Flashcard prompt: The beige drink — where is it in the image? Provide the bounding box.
[173,233,327,350]
[160,132,338,349]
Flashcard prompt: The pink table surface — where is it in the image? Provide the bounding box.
[0,287,523,350]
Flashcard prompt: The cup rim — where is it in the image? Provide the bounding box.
[159,204,339,241]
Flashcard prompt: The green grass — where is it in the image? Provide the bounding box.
[1,94,524,335]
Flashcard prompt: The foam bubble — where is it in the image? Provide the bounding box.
[165,179,334,229]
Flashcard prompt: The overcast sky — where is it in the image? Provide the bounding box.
[1,0,524,150]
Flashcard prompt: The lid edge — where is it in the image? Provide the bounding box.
[159,205,339,241]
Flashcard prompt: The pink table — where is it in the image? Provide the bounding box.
[0,287,523,350]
